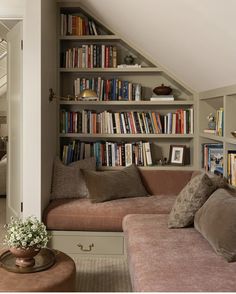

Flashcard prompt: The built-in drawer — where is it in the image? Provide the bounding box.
[49,231,124,256]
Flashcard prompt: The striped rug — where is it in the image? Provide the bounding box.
[0,198,132,292]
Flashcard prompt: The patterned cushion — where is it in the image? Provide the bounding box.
[51,157,96,199]
[168,173,217,228]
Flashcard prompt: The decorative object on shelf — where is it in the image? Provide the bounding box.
[153,84,172,96]
[231,131,236,138]
[124,55,135,65]
[4,216,51,268]
[48,88,74,102]
[169,145,190,166]
[76,89,98,101]
[0,248,56,273]
[206,113,216,130]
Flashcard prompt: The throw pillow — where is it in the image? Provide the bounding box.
[51,157,96,199]
[81,164,148,203]
[194,188,236,262]
[168,173,217,228]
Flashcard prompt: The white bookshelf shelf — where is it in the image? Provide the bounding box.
[59,67,162,73]
[199,132,224,142]
[60,133,194,139]
[59,100,194,106]
[59,35,120,41]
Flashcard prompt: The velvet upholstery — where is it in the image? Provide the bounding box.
[123,214,236,292]
[195,188,236,262]
[82,164,148,203]
[139,169,193,195]
[44,195,176,231]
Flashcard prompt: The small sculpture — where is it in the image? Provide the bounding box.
[124,55,135,65]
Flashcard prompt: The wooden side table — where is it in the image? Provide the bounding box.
[0,249,76,292]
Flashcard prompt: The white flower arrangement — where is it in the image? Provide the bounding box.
[4,216,51,249]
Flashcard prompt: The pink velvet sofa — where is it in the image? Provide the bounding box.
[123,214,236,292]
[44,170,193,231]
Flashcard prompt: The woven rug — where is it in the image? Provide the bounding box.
[0,198,132,292]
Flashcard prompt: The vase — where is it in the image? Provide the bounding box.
[10,246,40,268]
[208,121,216,130]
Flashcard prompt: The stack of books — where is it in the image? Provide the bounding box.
[202,143,223,175]
[62,44,117,68]
[61,140,153,167]
[61,13,99,36]
[74,77,142,101]
[227,150,236,186]
[150,95,174,101]
[60,109,194,135]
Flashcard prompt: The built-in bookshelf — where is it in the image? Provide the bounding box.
[198,85,236,185]
[57,2,197,170]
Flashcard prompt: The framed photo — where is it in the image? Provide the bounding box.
[169,145,188,166]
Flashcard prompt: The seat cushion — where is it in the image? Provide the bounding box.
[43,195,176,232]
[123,214,236,292]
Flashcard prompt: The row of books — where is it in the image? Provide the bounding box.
[227,150,236,186]
[74,77,142,101]
[215,108,224,136]
[60,109,194,135]
[61,140,153,167]
[62,45,117,68]
[202,143,223,175]
[60,13,99,36]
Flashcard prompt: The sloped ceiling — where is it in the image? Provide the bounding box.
[76,0,236,92]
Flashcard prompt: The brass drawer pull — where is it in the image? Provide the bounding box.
[77,243,94,252]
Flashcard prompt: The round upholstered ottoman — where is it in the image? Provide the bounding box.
[0,249,76,292]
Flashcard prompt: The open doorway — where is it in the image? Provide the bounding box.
[0,19,21,225]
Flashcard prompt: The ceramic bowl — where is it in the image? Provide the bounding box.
[231,131,236,138]
[153,84,172,95]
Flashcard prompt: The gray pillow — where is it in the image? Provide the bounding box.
[51,157,96,199]
[194,188,236,262]
[168,173,218,228]
[82,164,148,203]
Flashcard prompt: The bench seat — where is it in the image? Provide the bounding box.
[123,214,236,292]
[43,194,176,232]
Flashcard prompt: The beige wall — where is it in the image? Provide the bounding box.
[82,0,236,92]
[41,0,57,214]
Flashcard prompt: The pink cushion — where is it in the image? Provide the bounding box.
[123,214,236,292]
[43,195,176,232]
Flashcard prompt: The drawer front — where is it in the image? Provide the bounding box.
[51,235,124,255]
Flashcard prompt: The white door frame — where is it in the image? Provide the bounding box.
[0,16,23,223]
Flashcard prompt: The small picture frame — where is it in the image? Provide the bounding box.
[169,145,189,166]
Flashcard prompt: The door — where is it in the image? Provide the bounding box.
[6,21,23,222]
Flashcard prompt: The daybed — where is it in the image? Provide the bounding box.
[44,163,236,291]
[43,170,194,256]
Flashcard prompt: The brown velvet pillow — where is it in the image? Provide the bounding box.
[194,188,236,262]
[168,173,218,228]
[82,164,148,203]
[51,157,96,199]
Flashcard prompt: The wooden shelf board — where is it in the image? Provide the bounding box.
[199,132,224,142]
[59,35,120,41]
[59,133,194,139]
[59,67,161,73]
[225,136,236,145]
[99,165,194,171]
[59,100,194,106]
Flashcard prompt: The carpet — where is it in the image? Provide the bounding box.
[0,198,132,292]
